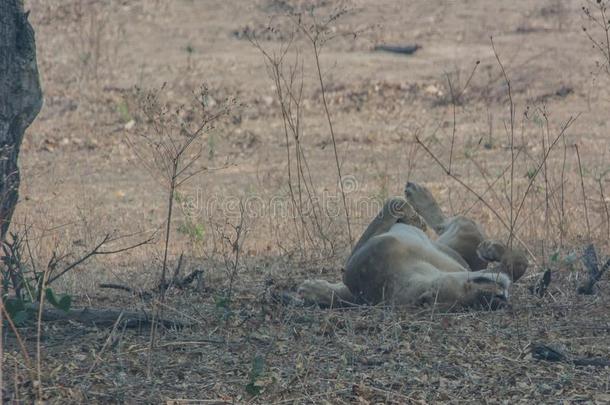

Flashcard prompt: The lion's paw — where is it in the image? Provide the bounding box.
[385,197,427,231]
[404,182,446,233]
[297,280,334,307]
[467,273,511,310]
[477,240,507,262]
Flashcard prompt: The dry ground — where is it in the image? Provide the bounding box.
[3,0,610,403]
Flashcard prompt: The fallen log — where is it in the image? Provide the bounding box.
[39,306,190,329]
[373,44,421,56]
[532,342,610,368]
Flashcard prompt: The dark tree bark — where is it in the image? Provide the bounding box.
[0,0,43,240]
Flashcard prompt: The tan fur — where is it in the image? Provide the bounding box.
[298,182,528,309]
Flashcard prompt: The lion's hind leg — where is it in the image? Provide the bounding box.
[298,280,357,308]
[350,197,426,261]
[404,182,447,234]
[477,240,528,282]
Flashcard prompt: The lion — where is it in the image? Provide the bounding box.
[298,182,528,309]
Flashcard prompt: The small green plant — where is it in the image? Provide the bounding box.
[214,293,233,321]
[116,99,132,123]
[185,43,194,70]
[208,133,216,159]
[45,288,72,312]
[175,191,206,243]
[549,250,578,272]
[177,221,205,242]
[373,170,389,204]
[245,354,266,396]
[1,232,72,326]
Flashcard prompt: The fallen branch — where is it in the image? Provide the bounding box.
[99,283,152,299]
[373,44,421,56]
[99,267,204,297]
[532,342,610,367]
[37,305,190,329]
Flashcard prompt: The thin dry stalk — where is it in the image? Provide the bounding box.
[220,201,248,303]
[127,85,231,378]
[310,39,353,247]
[414,135,509,232]
[574,144,592,240]
[88,311,124,375]
[597,178,610,240]
[490,37,516,248]
[0,304,32,372]
[541,111,551,242]
[510,116,578,242]
[445,61,479,173]
[36,267,50,401]
[288,9,354,248]
[582,0,610,71]
[249,30,335,256]
[560,131,568,246]
[146,300,158,379]
[0,273,3,397]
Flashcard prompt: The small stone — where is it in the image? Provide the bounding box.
[124,120,135,130]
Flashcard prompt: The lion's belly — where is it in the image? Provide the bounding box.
[387,223,431,246]
[386,223,467,273]
[343,223,469,304]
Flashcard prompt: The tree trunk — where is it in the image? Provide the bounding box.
[0,0,43,240]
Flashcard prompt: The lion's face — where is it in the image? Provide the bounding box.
[463,274,511,310]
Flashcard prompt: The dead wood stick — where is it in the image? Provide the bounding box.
[36,305,190,329]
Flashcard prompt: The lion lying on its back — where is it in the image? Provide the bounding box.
[298,182,528,309]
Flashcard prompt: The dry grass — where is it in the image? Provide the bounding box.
[3,0,610,402]
[4,271,609,403]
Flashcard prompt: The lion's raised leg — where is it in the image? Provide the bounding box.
[404,181,447,234]
[349,196,426,261]
[404,182,529,280]
[436,216,487,270]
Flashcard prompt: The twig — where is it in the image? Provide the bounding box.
[414,134,509,232]
[446,61,479,174]
[36,267,49,401]
[86,311,125,375]
[0,271,3,401]
[0,303,32,369]
[311,38,353,248]
[574,144,591,241]
[598,177,610,240]
[490,37,516,247]
[99,283,152,299]
[510,116,579,240]
[48,233,154,284]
